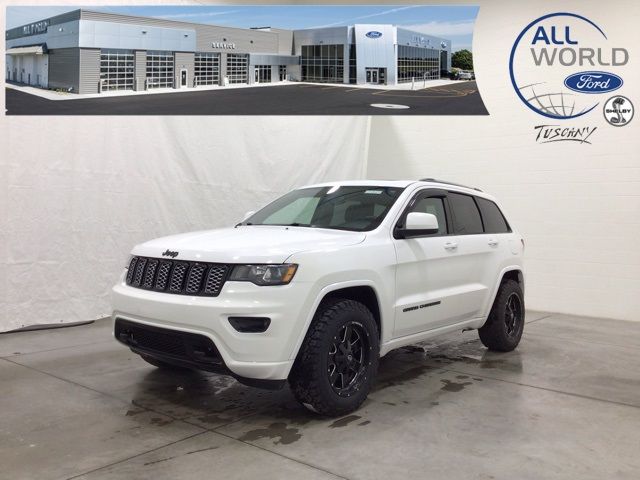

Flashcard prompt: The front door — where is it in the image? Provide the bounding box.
[366,68,379,84]
[180,69,188,87]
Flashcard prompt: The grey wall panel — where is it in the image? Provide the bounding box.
[6,9,81,40]
[219,53,228,86]
[134,50,146,90]
[174,52,195,88]
[6,20,80,50]
[293,27,350,55]
[269,28,294,55]
[48,48,79,92]
[354,24,397,85]
[79,48,100,94]
[249,54,299,66]
[79,10,279,54]
[78,20,196,52]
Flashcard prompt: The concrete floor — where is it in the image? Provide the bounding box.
[1,311,638,480]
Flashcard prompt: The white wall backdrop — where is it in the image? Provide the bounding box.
[367,1,640,322]
[0,117,370,331]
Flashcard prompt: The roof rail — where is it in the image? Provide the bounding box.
[419,178,483,192]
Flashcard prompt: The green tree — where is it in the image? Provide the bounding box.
[451,49,473,71]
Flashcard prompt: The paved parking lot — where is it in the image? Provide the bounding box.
[6,81,487,115]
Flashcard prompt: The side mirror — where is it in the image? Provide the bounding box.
[397,212,439,238]
[242,211,255,222]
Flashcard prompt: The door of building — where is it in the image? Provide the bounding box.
[366,68,380,84]
[180,69,188,87]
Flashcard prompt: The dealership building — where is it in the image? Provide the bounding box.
[5,9,452,94]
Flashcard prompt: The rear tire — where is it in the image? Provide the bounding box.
[139,353,192,371]
[478,280,525,352]
[289,299,379,417]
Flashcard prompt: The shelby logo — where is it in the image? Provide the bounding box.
[365,31,382,39]
[509,13,629,120]
[162,249,179,258]
[603,95,634,126]
[533,125,597,144]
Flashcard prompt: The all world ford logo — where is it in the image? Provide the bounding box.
[564,71,623,94]
[365,31,383,39]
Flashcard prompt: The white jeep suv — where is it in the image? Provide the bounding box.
[112,179,525,416]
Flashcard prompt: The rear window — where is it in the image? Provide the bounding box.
[448,192,483,234]
[476,197,510,234]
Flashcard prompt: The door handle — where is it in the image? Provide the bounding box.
[488,238,499,247]
[444,241,458,251]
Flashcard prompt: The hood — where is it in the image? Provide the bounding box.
[131,226,366,264]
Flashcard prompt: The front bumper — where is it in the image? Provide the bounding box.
[111,278,314,381]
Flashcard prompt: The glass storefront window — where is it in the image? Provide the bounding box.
[301,44,345,83]
[397,45,441,83]
[254,65,271,83]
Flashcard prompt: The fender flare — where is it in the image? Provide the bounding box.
[481,266,525,322]
[287,279,383,363]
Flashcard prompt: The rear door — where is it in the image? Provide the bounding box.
[445,191,495,321]
[475,196,515,312]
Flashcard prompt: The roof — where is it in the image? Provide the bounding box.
[298,179,495,199]
[298,180,416,189]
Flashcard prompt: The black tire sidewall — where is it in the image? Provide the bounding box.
[316,306,379,409]
[480,280,525,351]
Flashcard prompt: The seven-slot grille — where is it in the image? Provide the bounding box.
[126,256,229,297]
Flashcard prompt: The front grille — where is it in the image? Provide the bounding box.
[125,256,229,297]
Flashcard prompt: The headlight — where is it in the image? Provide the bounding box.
[229,264,298,286]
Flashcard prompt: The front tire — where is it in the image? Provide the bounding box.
[478,279,525,352]
[289,299,379,417]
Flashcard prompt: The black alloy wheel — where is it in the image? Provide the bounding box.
[328,321,370,397]
[504,292,523,337]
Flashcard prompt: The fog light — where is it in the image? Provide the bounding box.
[228,317,271,333]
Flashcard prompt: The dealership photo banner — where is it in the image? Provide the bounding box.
[1,0,639,331]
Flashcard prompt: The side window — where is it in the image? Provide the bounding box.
[409,196,447,235]
[448,192,483,234]
[476,197,510,233]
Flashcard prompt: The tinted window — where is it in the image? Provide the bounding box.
[410,196,447,235]
[476,198,510,233]
[448,192,483,234]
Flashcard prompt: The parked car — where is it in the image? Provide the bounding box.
[458,70,475,80]
[113,179,525,416]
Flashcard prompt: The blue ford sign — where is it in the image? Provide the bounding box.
[564,71,623,94]
[365,31,383,39]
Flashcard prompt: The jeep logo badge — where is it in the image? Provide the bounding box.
[365,31,382,39]
[162,249,179,258]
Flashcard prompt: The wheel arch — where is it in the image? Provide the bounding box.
[483,266,525,321]
[288,280,383,364]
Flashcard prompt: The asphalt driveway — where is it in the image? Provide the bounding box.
[6,81,487,115]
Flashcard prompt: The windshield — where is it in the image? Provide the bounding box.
[242,186,405,232]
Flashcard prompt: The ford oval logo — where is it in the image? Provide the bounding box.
[366,31,383,39]
[564,71,623,94]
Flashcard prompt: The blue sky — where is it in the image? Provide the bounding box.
[7,5,478,51]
